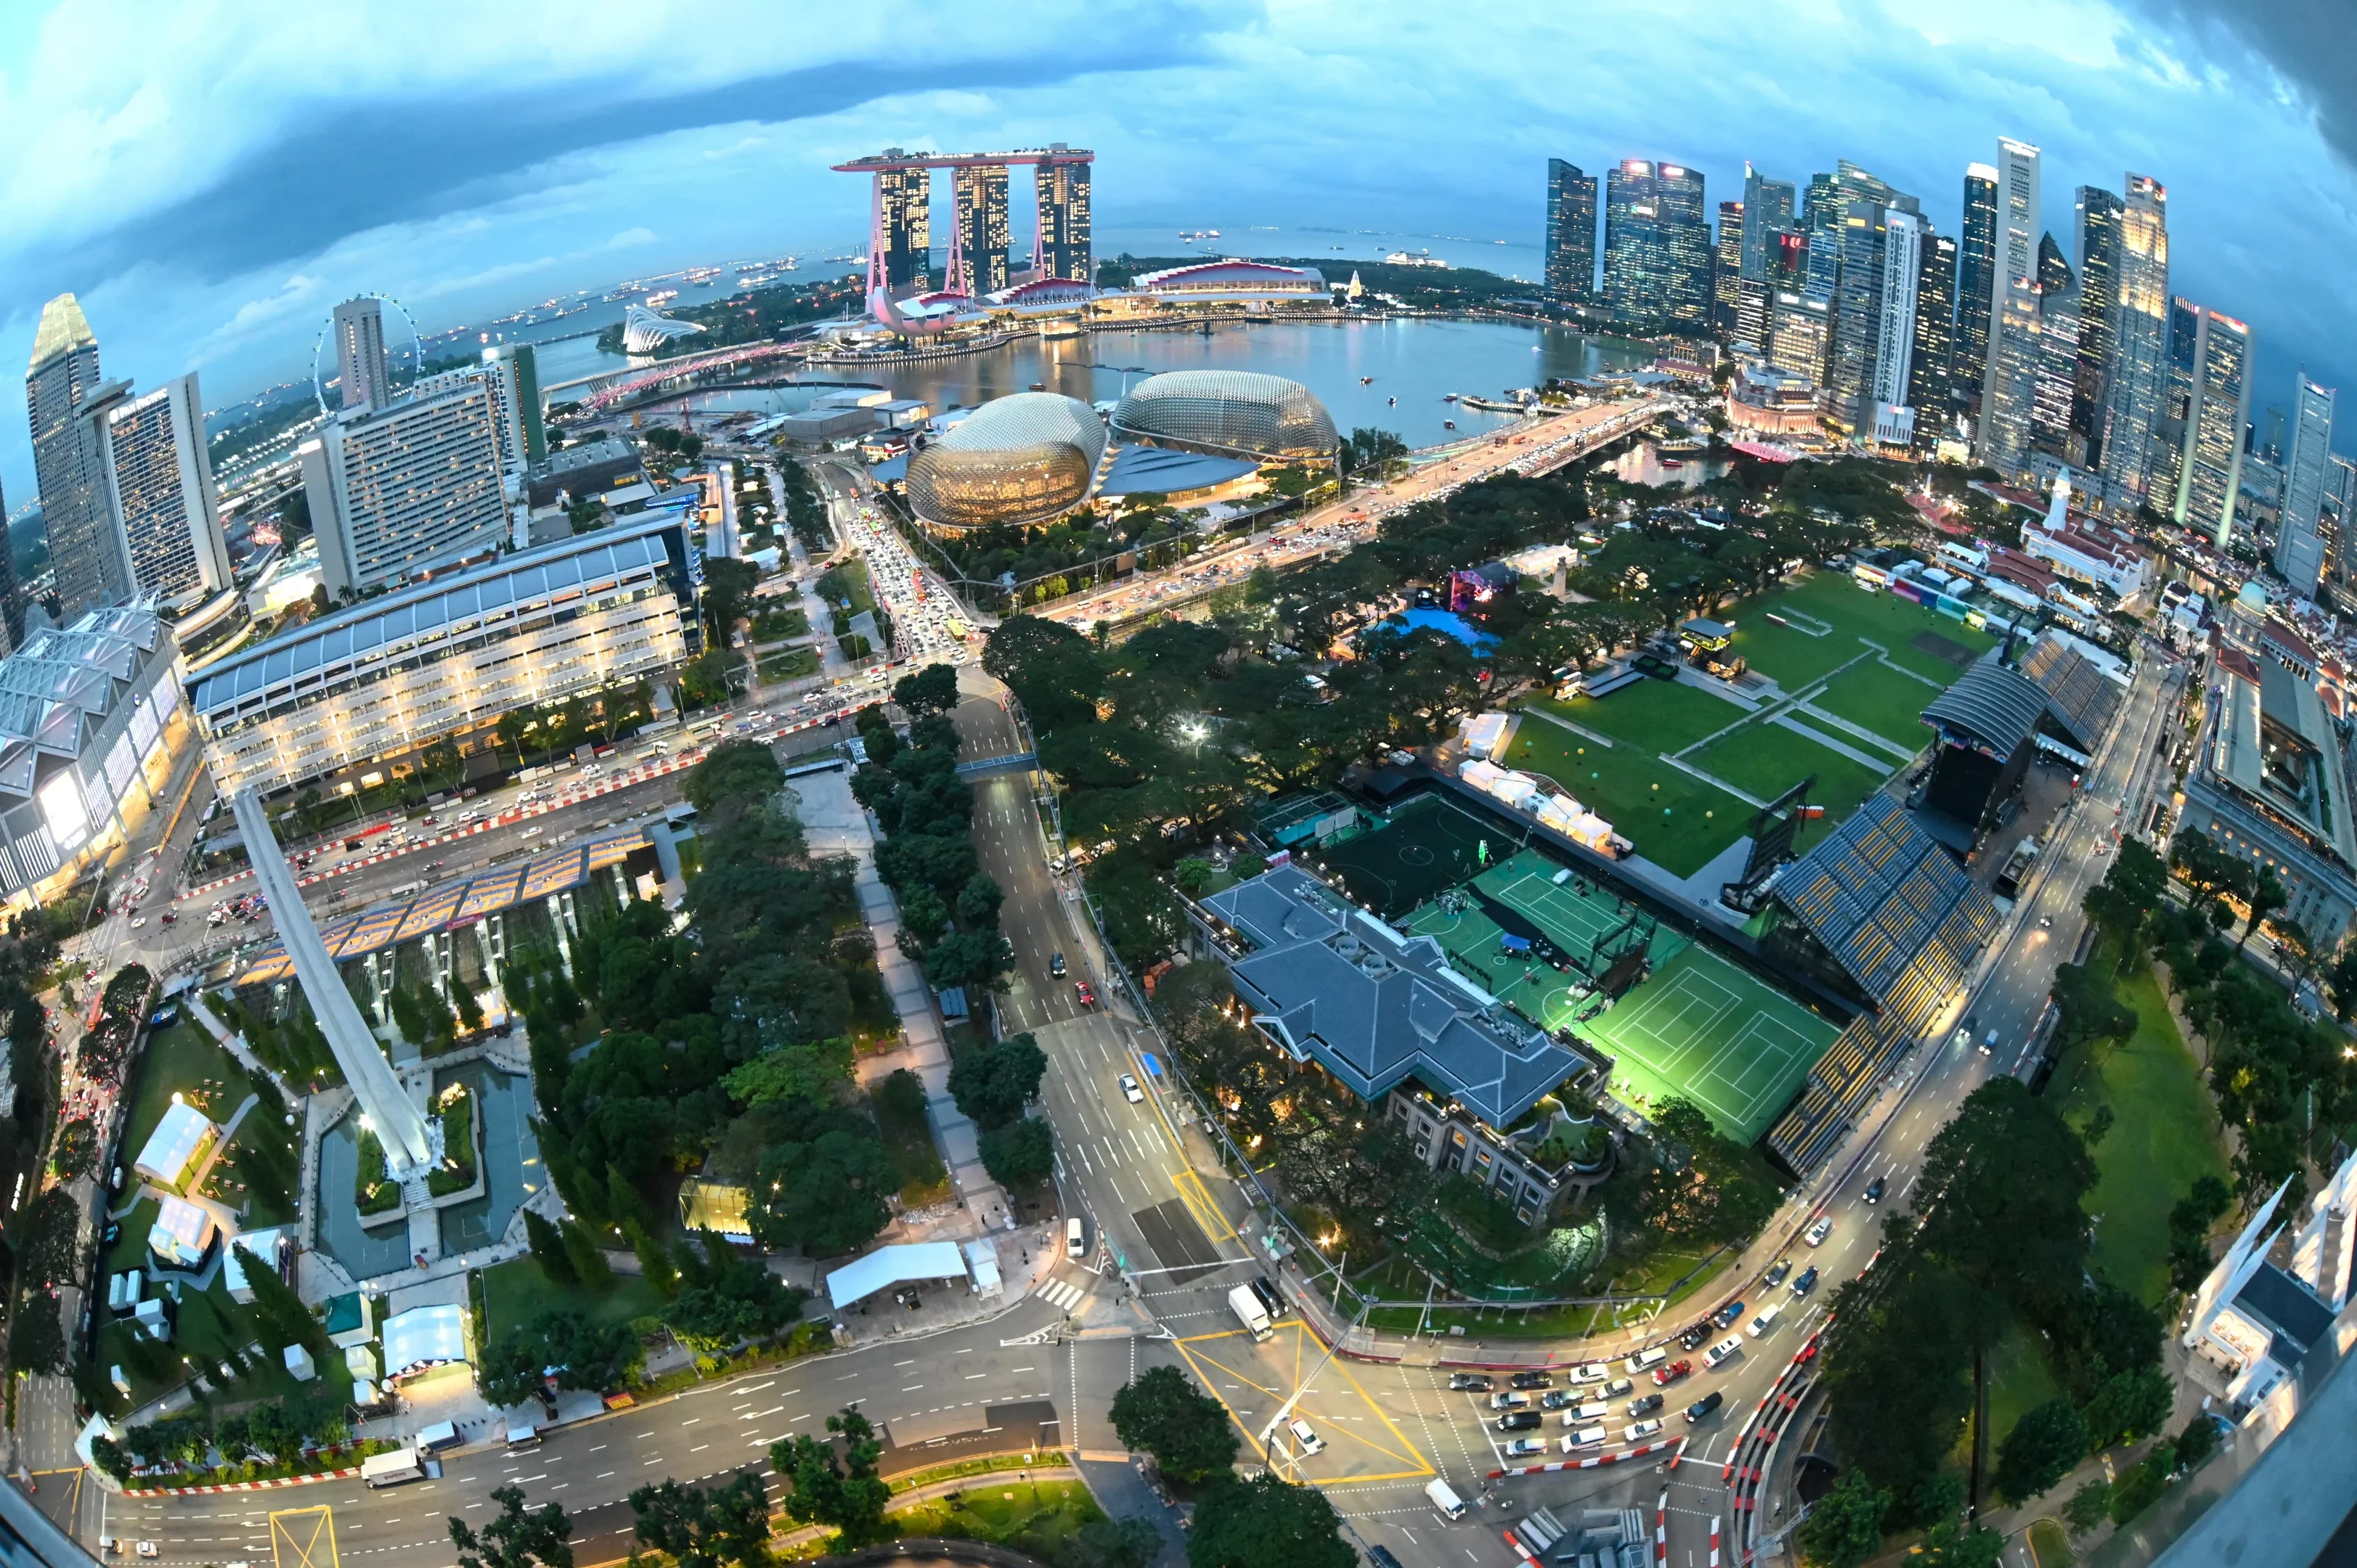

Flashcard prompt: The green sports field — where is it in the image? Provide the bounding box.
[1500,722,1752,878]
[1725,572,1998,689]
[1807,662,1946,749]
[1318,796,1524,916]
[1581,944,1841,1142]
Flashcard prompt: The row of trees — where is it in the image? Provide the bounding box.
[1109,1365,1353,1568]
[1810,1080,2180,1564]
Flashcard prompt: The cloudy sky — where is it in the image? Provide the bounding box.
[0,0,2346,501]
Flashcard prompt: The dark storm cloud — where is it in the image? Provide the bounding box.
[2132,0,2357,171]
[13,13,1226,299]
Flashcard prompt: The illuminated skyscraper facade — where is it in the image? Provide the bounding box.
[2154,299,2252,545]
[1868,208,1924,447]
[2098,176,2171,502]
[2276,373,2336,595]
[1602,160,1710,332]
[1974,139,2043,471]
[1544,159,1598,303]
[2030,234,2081,464]
[1713,200,1744,335]
[1037,157,1091,283]
[1953,164,1999,418]
[2072,186,2123,465]
[951,164,1010,296]
[1909,230,1957,425]
[1740,166,1795,281]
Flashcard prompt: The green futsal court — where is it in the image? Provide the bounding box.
[1474,850,1689,972]
[1579,944,1839,1142]
[1316,797,1523,917]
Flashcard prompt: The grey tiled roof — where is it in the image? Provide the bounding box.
[1200,867,1581,1126]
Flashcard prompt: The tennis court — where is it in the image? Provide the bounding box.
[1476,851,1690,973]
[1317,796,1522,917]
[1403,897,1591,1034]
[1579,944,1839,1143]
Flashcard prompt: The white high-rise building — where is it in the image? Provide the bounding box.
[1868,208,1924,448]
[89,372,232,609]
[1975,138,2043,471]
[2275,372,2336,596]
[299,380,510,597]
[332,297,392,413]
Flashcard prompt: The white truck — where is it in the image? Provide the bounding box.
[1228,1283,1274,1342]
[360,1447,428,1487]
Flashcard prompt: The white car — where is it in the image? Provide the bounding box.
[1287,1418,1324,1455]
[1567,1362,1611,1386]
[1624,1419,1664,1443]
[1703,1336,1744,1371]
[1502,1437,1547,1460]
[1804,1216,1834,1247]
[1562,1426,1607,1451]
[1624,1347,1667,1376]
[521,827,545,840]
[1118,1073,1144,1105]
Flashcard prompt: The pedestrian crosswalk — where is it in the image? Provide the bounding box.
[1035,1278,1088,1312]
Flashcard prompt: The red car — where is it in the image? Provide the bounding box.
[1075,981,1096,1007]
[1650,1360,1693,1387]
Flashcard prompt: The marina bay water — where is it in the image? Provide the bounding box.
[667,318,1653,450]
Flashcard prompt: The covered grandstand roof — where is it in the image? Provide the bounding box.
[1201,866,1581,1127]
[1773,794,1999,1010]
[2019,634,2125,752]
[1920,651,2054,758]
[232,826,648,986]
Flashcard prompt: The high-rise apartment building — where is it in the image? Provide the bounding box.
[1953,165,2000,419]
[2154,299,2252,545]
[484,343,546,466]
[332,297,393,413]
[1910,231,1957,427]
[1603,160,1710,332]
[951,163,1011,295]
[2276,373,2336,595]
[1739,166,1796,281]
[21,294,100,642]
[877,164,931,292]
[1974,140,2043,471]
[2098,176,2170,502]
[2072,186,2124,465]
[1036,156,1091,282]
[299,380,512,597]
[1545,159,1598,303]
[80,373,232,611]
[1713,200,1744,335]
[1868,209,1925,448]
[2030,235,2082,464]
[1827,182,1915,431]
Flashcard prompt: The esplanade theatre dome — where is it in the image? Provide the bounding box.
[1109,370,1338,463]
[904,393,1107,531]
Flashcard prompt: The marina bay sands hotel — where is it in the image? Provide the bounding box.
[831,145,1092,308]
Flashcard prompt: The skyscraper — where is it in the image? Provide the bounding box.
[1601,160,1710,331]
[876,163,931,292]
[1868,209,1925,447]
[21,293,98,642]
[1953,164,1999,418]
[1975,139,2043,471]
[486,343,547,465]
[1739,166,1796,281]
[83,372,232,608]
[1713,200,1744,335]
[2072,186,2124,465]
[332,296,392,413]
[1828,200,1890,429]
[1545,159,1599,303]
[2276,372,2336,595]
[2098,176,2170,502]
[1770,290,1831,386]
[951,163,1011,295]
[1036,156,1091,283]
[1910,230,1957,424]
[2154,299,2252,545]
[2030,234,2081,463]
[1802,172,1841,234]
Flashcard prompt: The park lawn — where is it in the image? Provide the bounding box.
[1808,662,1944,750]
[97,1269,357,1411]
[1982,1323,2065,1462]
[883,1478,1105,1559]
[1537,677,1751,753]
[2052,966,2229,1304]
[1689,719,1893,827]
[1725,572,1997,690]
[119,1021,251,1180]
[759,646,821,682]
[1504,722,1751,878]
[481,1255,669,1340]
[198,1119,300,1228]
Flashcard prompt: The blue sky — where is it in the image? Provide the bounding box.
[0,0,2347,500]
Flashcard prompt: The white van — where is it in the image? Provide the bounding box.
[1066,1217,1086,1260]
[1560,1401,1611,1425]
[1747,1304,1783,1339]
[1624,1347,1668,1376]
[1563,1425,1608,1451]
[414,1421,460,1455]
[1425,1477,1467,1521]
